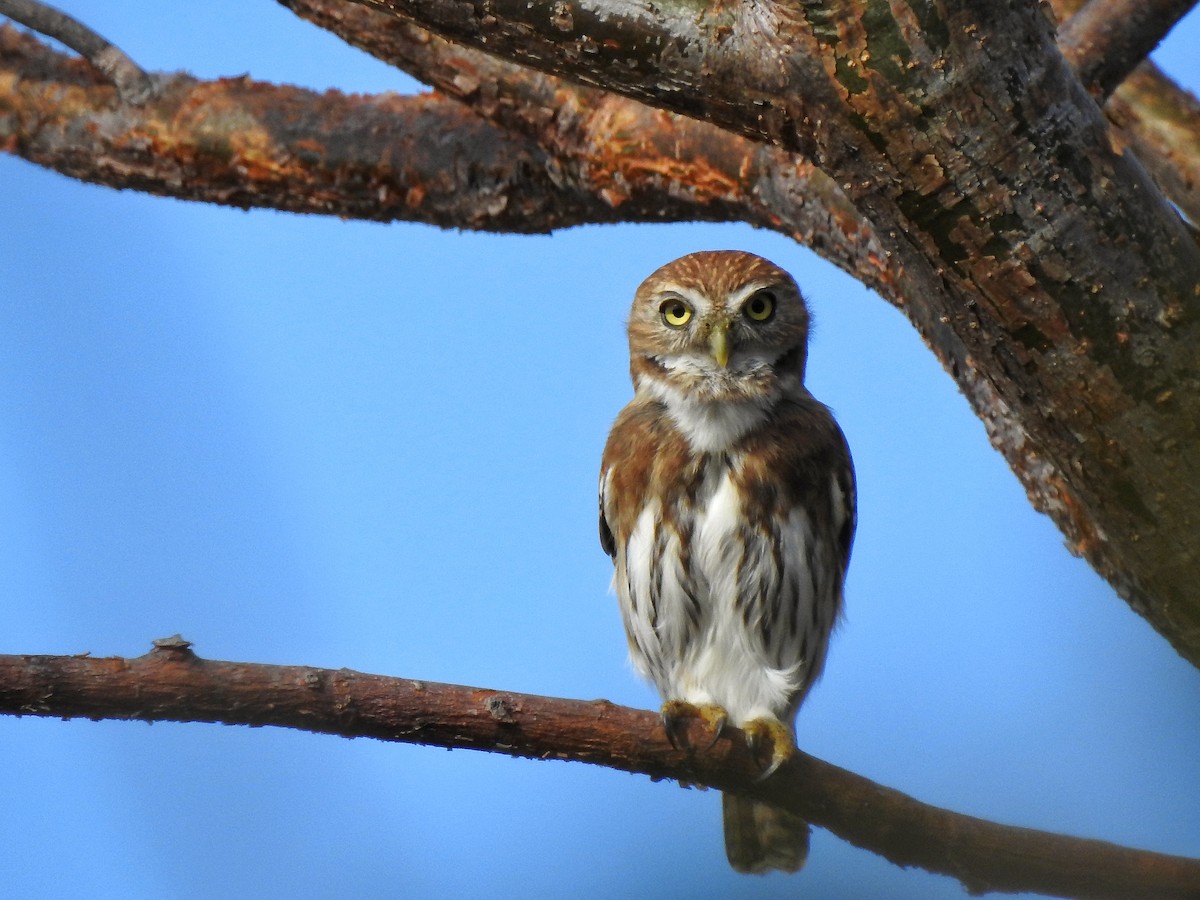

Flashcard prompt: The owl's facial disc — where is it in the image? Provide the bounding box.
[628,251,811,406]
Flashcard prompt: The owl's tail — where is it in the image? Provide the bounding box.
[722,792,810,874]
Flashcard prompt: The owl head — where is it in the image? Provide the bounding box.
[627,250,811,404]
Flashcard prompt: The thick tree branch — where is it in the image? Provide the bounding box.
[286,0,1200,266]
[1058,0,1198,100]
[302,0,1200,241]
[0,23,707,231]
[1,641,1197,900]
[0,0,154,103]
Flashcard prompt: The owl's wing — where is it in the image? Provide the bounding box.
[772,397,855,575]
[733,398,856,692]
[599,400,707,691]
[598,399,664,563]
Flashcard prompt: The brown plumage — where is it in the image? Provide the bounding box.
[599,251,855,874]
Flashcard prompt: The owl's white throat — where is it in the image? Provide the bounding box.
[640,375,772,453]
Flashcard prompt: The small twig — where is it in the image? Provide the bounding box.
[0,0,154,104]
[1,642,1199,899]
[1059,0,1199,99]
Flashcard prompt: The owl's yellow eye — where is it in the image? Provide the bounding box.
[744,291,776,322]
[659,298,693,328]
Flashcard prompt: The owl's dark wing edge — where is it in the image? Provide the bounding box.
[835,442,857,576]
[599,494,617,559]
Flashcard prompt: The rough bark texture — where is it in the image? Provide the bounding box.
[2,642,1198,900]
[3,1,1197,663]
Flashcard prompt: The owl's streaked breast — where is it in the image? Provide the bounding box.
[607,439,817,723]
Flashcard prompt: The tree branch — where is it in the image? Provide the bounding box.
[297,0,1200,243]
[0,23,701,232]
[347,0,839,161]
[1058,0,1198,100]
[1,640,1197,900]
[1106,62,1200,224]
[0,0,154,103]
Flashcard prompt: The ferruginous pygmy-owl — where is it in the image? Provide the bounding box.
[599,251,856,874]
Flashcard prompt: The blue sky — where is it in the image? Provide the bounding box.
[2,4,1198,898]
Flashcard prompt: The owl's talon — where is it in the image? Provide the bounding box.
[701,708,729,751]
[661,700,729,752]
[662,702,688,751]
[742,716,795,782]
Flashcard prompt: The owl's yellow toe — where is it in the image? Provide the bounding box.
[742,716,795,781]
[661,700,729,751]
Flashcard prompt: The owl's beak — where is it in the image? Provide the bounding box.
[709,323,730,368]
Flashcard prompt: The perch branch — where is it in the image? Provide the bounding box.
[1058,0,1198,100]
[0,0,154,103]
[1,640,1198,900]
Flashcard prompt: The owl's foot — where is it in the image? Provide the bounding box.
[661,700,728,752]
[742,716,795,781]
